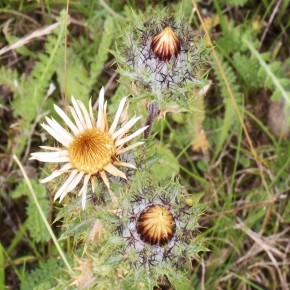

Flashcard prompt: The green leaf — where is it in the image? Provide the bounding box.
[25,180,50,243]
[10,180,28,199]
[216,23,252,55]
[11,11,67,155]
[232,52,263,89]
[2,21,34,57]
[148,142,179,180]
[89,17,115,87]
[0,66,23,95]
[59,217,94,241]
[20,259,63,290]
[212,54,243,159]
[244,38,290,106]
[55,47,91,103]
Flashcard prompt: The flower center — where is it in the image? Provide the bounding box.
[151,26,181,61]
[136,205,176,246]
[68,128,115,174]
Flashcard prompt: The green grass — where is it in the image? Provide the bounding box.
[0,0,289,289]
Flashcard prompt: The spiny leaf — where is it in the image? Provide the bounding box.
[148,141,179,180]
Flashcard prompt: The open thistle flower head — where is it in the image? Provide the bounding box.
[116,9,208,105]
[30,88,148,209]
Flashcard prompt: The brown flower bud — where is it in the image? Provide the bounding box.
[151,26,181,61]
[136,204,176,246]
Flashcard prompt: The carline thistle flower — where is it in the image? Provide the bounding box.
[30,88,148,209]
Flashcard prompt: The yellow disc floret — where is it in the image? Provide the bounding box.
[68,128,115,174]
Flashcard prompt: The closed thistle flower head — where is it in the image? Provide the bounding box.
[30,87,148,209]
[94,180,205,288]
[116,8,208,107]
[136,204,176,246]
